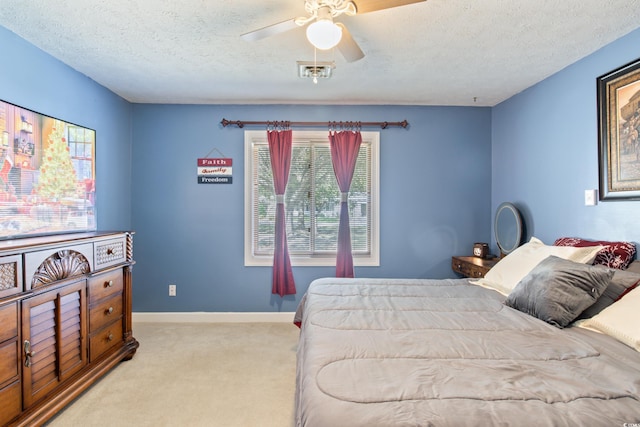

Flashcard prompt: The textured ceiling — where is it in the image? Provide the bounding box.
[0,0,639,106]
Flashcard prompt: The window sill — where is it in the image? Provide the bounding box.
[245,254,379,267]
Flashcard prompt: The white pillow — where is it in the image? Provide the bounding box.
[470,237,604,295]
[580,285,640,351]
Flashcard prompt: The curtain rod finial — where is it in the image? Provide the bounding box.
[220,118,245,128]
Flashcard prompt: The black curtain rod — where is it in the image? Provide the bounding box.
[220,118,409,129]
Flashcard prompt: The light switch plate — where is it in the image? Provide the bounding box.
[584,189,597,206]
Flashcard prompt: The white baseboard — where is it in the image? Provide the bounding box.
[132,312,296,323]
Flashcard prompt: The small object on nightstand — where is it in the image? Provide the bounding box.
[473,242,489,258]
[452,255,498,278]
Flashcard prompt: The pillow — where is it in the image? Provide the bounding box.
[554,237,636,270]
[577,268,640,319]
[626,260,640,274]
[581,285,640,351]
[471,237,604,295]
[504,256,613,328]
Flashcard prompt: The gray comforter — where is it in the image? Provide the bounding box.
[294,277,640,426]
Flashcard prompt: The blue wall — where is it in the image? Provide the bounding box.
[492,27,640,251]
[130,104,492,312]
[0,26,133,230]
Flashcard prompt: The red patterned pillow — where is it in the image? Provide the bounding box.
[554,237,637,270]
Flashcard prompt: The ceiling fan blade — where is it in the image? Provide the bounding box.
[241,18,299,42]
[352,0,426,14]
[336,23,365,63]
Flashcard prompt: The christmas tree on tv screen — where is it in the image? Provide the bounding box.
[36,120,77,201]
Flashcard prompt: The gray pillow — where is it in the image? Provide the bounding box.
[626,260,640,274]
[505,256,613,328]
[577,268,640,319]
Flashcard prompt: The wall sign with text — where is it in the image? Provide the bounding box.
[197,158,232,184]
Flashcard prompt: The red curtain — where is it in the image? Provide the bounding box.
[329,129,362,278]
[268,129,296,296]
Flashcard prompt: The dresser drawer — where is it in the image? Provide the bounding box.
[0,380,21,426]
[89,294,123,332]
[452,259,485,278]
[88,269,123,304]
[0,340,19,385]
[0,255,22,299]
[0,303,18,343]
[89,320,123,361]
[94,237,127,269]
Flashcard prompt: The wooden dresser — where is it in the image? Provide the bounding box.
[0,232,138,427]
[451,255,498,279]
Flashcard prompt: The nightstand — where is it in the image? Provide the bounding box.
[451,256,498,278]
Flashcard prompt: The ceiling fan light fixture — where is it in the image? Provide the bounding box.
[306,18,342,50]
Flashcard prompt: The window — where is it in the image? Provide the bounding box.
[245,130,379,267]
[66,125,94,181]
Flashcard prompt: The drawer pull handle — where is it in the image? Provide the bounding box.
[107,248,114,255]
[105,280,114,288]
[107,333,114,342]
[106,306,114,315]
[24,340,36,367]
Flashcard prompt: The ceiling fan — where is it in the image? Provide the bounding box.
[241,0,426,63]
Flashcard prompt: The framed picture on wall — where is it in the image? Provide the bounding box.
[597,57,640,201]
[0,99,96,239]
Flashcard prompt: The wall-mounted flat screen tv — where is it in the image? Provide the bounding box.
[0,99,96,239]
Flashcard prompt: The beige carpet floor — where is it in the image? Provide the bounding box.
[45,322,300,427]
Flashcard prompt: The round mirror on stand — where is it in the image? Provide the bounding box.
[494,202,523,257]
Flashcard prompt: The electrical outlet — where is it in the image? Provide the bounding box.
[169,284,177,297]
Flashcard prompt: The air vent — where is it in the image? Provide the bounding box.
[297,61,335,83]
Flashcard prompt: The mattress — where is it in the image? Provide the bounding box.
[294,277,640,426]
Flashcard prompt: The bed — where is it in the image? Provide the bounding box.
[294,237,640,426]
